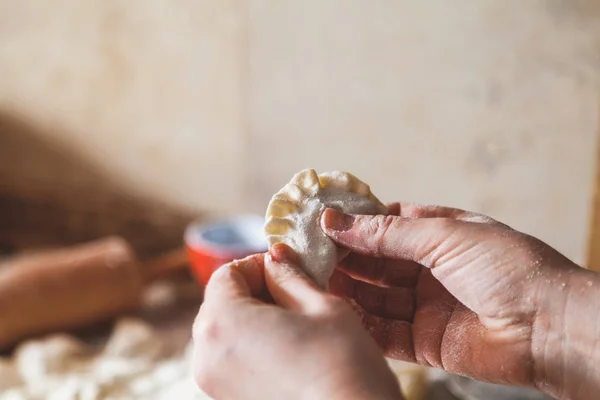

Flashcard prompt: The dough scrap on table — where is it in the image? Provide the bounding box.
[264,168,388,289]
[0,318,212,400]
[387,359,429,400]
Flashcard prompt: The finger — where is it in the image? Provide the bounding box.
[329,269,415,321]
[226,253,267,294]
[203,253,266,305]
[397,202,470,218]
[321,208,476,268]
[265,243,328,312]
[346,298,416,363]
[397,202,507,227]
[387,202,401,216]
[337,253,422,287]
[411,268,457,368]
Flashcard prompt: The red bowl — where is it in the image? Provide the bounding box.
[185,214,268,288]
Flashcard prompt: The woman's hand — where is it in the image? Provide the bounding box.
[192,244,404,400]
[321,203,600,400]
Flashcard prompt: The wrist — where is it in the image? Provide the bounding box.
[531,264,600,399]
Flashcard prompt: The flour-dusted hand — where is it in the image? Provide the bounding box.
[321,203,600,400]
[192,244,403,400]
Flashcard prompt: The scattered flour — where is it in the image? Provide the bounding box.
[0,318,211,400]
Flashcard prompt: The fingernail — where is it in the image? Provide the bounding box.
[269,243,298,264]
[321,208,355,232]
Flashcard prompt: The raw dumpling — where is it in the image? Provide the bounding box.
[264,169,387,289]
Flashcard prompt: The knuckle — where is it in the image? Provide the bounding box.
[412,208,431,218]
[370,215,398,255]
[192,317,228,397]
[462,212,486,223]
[319,295,351,316]
[431,217,455,232]
[194,359,216,396]
[193,310,222,344]
[211,263,235,282]
[464,212,497,226]
[477,216,496,224]
[373,214,396,231]
[462,211,512,230]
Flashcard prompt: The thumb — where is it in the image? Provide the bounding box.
[265,243,329,312]
[320,208,471,269]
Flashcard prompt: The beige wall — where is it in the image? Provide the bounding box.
[1,1,599,264]
[0,0,245,212]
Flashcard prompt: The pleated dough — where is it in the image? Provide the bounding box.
[264,169,387,289]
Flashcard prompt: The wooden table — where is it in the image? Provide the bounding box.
[587,121,600,271]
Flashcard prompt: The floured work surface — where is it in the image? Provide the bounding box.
[0,318,210,400]
[0,316,430,400]
[0,262,432,399]
[0,277,207,400]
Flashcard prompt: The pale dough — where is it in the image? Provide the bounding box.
[0,318,211,400]
[387,359,429,400]
[264,169,387,289]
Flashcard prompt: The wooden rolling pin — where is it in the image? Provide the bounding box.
[0,236,188,350]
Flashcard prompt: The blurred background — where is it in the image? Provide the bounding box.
[2,0,600,261]
[0,1,599,399]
